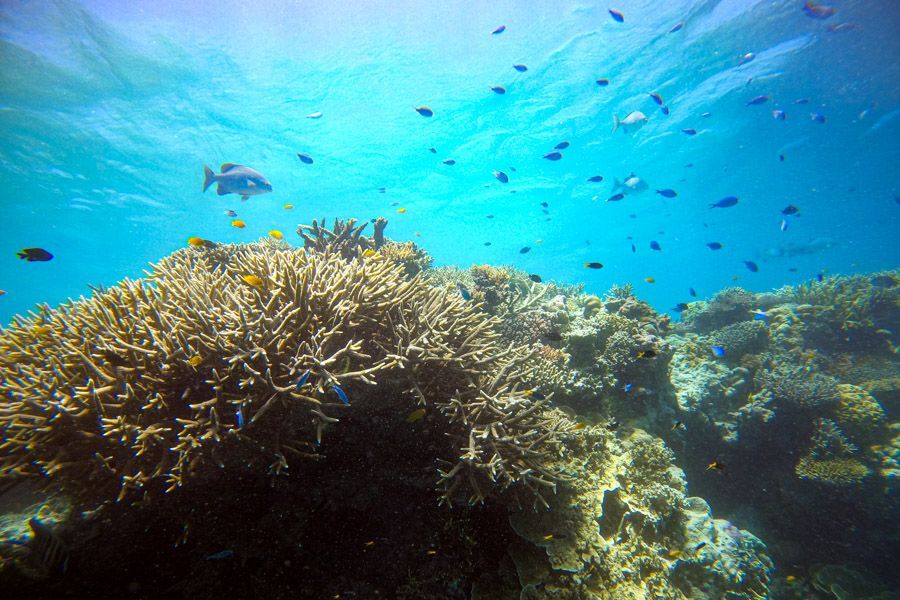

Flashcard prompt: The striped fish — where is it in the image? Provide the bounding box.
[28,518,69,576]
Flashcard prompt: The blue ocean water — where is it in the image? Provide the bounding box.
[0,0,898,324]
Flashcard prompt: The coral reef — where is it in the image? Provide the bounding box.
[378,240,433,277]
[705,320,768,359]
[296,216,387,258]
[755,364,841,410]
[0,239,566,509]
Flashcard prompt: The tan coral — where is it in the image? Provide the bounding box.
[0,239,568,509]
[833,383,886,441]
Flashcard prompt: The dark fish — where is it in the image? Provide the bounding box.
[513,64,528,72]
[670,22,684,33]
[802,1,836,19]
[490,86,506,94]
[429,147,437,153]
[540,202,549,207]
[524,389,546,400]
[871,275,895,288]
[493,171,509,183]
[584,262,604,269]
[650,241,662,251]
[631,243,636,253]
[529,274,542,283]
[27,518,68,576]
[206,549,235,560]
[587,175,604,182]
[689,287,697,297]
[649,92,664,106]
[519,246,531,254]
[682,128,697,135]
[606,418,620,431]
[224,210,237,217]
[744,260,759,272]
[596,78,610,87]
[746,95,769,106]
[483,242,492,246]
[794,98,810,104]
[673,303,689,312]
[555,141,570,149]
[17,248,54,262]
[492,25,506,34]
[656,189,677,198]
[297,152,314,164]
[378,187,387,192]
[545,330,563,342]
[332,385,350,405]
[710,196,739,208]
[607,193,625,202]
[779,154,786,162]
[414,106,434,117]
[457,283,471,300]
[810,112,826,123]
[671,420,685,430]
[637,349,657,359]
[661,105,670,115]
[817,273,825,282]
[694,542,707,552]
[781,204,799,215]
[442,159,456,165]
[543,151,563,161]
[486,214,495,218]
[706,242,723,250]
[608,8,625,22]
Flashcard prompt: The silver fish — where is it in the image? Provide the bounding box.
[203,163,272,202]
[612,111,648,134]
[611,173,648,195]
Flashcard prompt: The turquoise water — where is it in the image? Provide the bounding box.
[1,0,897,323]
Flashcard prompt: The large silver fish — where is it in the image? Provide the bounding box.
[203,163,272,201]
[612,111,648,134]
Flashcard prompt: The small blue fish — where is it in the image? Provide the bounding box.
[596,78,610,87]
[206,549,234,561]
[490,86,506,95]
[607,193,625,202]
[296,369,312,388]
[772,110,786,121]
[519,246,531,254]
[631,243,636,253]
[673,303,689,312]
[513,64,528,72]
[624,383,633,392]
[587,175,604,182]
[689,287,697,297]
[711,345,726,358]
[706,242,723,250]
[710,196,739,208]
[442,159,456,165]
[555,141,570,150]
[332,385,350,405]
[746,95,769,106]
[656,189,677,198]
[224,210,237,217]
[753,311,768,321]
[236,406,245,428]
[543,151,563,161]
[649,92,664,106]
[816,273,825,282]
[429,147,437,153]
[794,98,810,104]
[650,241,662,251]
[744,260,759,273]
[781,205,800,215]
[414,106,433,117]
[670,22,684,33]
[661,105,670,115]
[492,25,506,34]
[608,8,624,22]
[297,152,314,164]
[682,128,697,136]
[493,171,509,183]
[810,112,826,124]
[457,283,471,300]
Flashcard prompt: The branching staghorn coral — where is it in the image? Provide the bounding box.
[0,239,569,508]
[296,217,387,258]
[754,364,840,410]
[378,241,433,277]
[794,418,870,485]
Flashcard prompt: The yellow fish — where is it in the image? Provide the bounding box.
[187,237,208,247]
[283,204,294,210]
[536,239,543,244]
[426,549,437,555]
[397,208,407,213]
[0,290,6,297]
[269,230,283,240]
[363,249,377,258]
[668,549,682,559]
[543,534,555,540]
[231,219,246,229]
[645,277,656,283]
[242,275,264,288]
[187,355,202,367]
[406,408,426,423]
[31,325,52,335]
[572,422,587,430]
[415,231,421,237]
[785,575,797,583]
